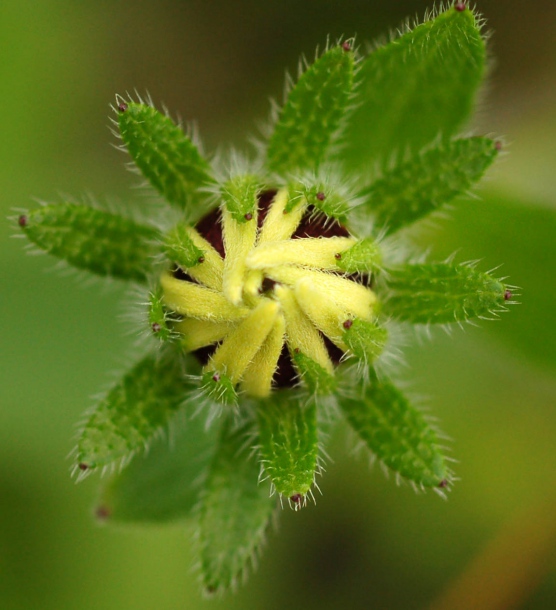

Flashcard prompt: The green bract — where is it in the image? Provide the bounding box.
[18,4,516,596]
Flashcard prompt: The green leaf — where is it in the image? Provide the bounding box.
[358,137,499,235]
[382,263,509,324]
[75,350,190,473]
[342,318,387,364]
[199,416,275,594]
[291,350,337,395]
[200,370,238,406]
[163,222,205,268]
[340,6,486,173]
[427,191,547,369]
[339,369,449,488]
[298,182,351,222]
[96,412,220,524]
[221,175,260,223]
[117,101,213,215]
[336,237,382,273]
[20,203,160,283]
[267,43,354,174]
[148,291,174,341]
[257,393,319,500]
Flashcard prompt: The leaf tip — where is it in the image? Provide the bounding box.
[95,504,111,522]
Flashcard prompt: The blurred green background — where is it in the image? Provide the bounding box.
[2,1,555,608]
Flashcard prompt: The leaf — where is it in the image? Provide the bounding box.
[75,350,191,473]
[221,175,260,223]
[199,370,238,407]
[292,350,337,395]
[426,191,551,370]
[267,43,354,174]
[163,222,206,268]
[358,137,499,235]
[199,416,275,595]
[298,183,351,222]
[20,203,160,282]
[336,237,382,273]
[342,318,388,364]
[117,101,213,215]
[382,263,509,324]
[96,412,220,524]
[340,6,486,173]
[257,393,319,500]
[147,291,174,342]
[339,369,449,488]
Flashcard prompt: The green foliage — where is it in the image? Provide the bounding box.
[340,6,486,172]
[75,351,190,472]
[340,369,449,488]
[267,43,354,174]
[257,394,319,500]
[17,3,517,596]
[199,416,275,594]
[342,318,388,363]
[148,291,174,341]
[299,182,351,222]
[118,101,213,216]
[382,263,508,324]
[221,175,260,222]
[97,412,220,523]
[200,370,239,406]
[292,350,337,394]
[336,237,382,273]
[20,203,160,282]
[163,223,205,268]
[358,137,499,235]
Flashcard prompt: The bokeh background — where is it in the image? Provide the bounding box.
[2,1,556,608]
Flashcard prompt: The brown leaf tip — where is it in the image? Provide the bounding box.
[454,2,466,11]
[117,102,128,113]
[18,215,28,228]
[95,505,111,521]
